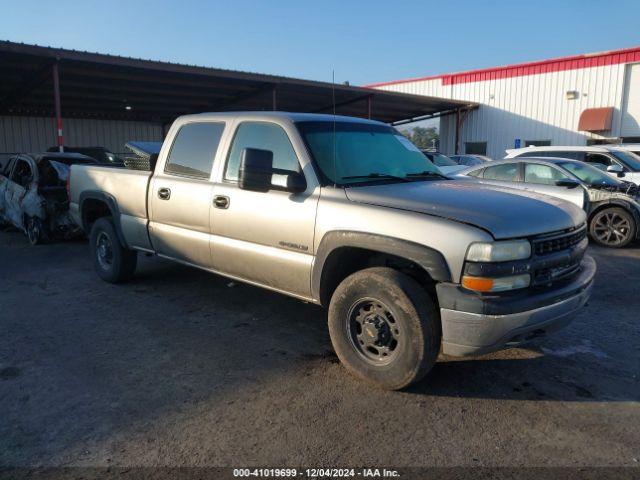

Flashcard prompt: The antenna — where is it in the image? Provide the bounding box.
[332,69,337,188]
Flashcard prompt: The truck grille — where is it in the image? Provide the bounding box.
[532,227,587,256]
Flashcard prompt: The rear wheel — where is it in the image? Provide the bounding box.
[328,267,441,390]
[589,207,635,248]
[90,217,137,283]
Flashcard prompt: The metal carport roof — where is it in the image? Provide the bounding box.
[0,41,475,125]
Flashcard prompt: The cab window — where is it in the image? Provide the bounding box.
[584,153,613,170]
[524,164,569,185]
[225,122,300,182]
[482,163,519,181]
[165,122,225,178]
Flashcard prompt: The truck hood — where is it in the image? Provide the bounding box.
[345,180,585,239]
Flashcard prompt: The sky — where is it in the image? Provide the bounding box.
[1,0,640,87]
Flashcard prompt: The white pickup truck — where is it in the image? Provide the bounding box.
[69,112,595,389]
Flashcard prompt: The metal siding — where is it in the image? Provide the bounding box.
[0,116,163,155]
[378,62,634,159]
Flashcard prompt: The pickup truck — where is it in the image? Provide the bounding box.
[69,112,595,390]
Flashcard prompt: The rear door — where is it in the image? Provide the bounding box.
[209,120,319,298]
[521,162,585,208]
[148,121,226,267]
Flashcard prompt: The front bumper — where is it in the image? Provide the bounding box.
[437,255,596,357]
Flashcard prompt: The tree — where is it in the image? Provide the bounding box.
[400,126,439,150]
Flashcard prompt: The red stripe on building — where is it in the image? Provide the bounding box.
[365,45,640,88]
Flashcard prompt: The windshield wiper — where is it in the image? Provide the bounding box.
[405,170,449,179]
[342,173,412,183]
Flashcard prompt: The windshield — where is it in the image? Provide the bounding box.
[611,150,640,171]
[429,153,457,167]
[296,121,442,185]
[558,161,621,186]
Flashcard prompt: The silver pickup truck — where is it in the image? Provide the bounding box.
[69,112,595,390]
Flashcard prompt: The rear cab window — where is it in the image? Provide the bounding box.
[165,122,225,178]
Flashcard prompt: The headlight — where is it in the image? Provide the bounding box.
[462,273,530,292]
[466,240,531,262]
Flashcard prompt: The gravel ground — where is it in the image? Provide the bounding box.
[0,230,639,470]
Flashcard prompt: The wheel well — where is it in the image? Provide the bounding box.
[81,198,112,232]
[588,202,635,225]
[319,247,436,306]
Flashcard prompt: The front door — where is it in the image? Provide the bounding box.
[210,121,319,299]
[4,158,35,227]
[521,163,585,209]
[148,121,226,267]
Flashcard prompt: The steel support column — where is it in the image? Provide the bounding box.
[367,96,372,119]
[52,62,63,152]
[272,86,277,110]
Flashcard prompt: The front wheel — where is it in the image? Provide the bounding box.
[90,217,137,283]
[328,267,441,390]
[589,207,636,248]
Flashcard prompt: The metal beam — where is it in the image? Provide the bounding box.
[312,93,373,114]
[204,82,276,111]
[0,59,55,110]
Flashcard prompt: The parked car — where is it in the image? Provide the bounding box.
[421,150,467,174]
[47,146,123,165]
[616,143,640,157]
[457,157,640,247]
[505,145,640,185]
[69,112,594,390]
[0,152,97,244]
[450,154,492,167]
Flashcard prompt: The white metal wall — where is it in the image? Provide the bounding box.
[0,116,163,155]
[376,62,640,159]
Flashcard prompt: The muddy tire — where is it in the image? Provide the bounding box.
[25,216,45,245]
[328,267,441,390]
[589,207,636,248]
[90,217,137,283]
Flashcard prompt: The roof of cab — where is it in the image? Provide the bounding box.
[176,111,387,125]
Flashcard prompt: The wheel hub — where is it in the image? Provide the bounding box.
[347,298,400,365]
[96,232,114,270]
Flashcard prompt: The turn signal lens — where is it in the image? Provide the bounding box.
[461,276,494,292]
[462,274,530,292]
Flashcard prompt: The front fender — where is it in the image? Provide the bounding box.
[312,230,451,303]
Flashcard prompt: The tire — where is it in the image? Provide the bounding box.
[328,267,441,390]
[90,217,137,283]
[589,207,636,248]
[25,216,45,245]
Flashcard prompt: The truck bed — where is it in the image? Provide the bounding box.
[69,164,153,250]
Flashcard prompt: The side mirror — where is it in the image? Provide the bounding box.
[606,164,625,177]
[239,148,274,192]
[555,178,581,189]
[284,171,307,193]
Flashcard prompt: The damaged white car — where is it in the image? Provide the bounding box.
[0,152,97,244]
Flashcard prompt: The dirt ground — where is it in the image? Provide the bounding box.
[0,229,639,469]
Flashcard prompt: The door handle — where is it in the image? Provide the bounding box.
[213,195,230,209]
[158,188,171,200]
